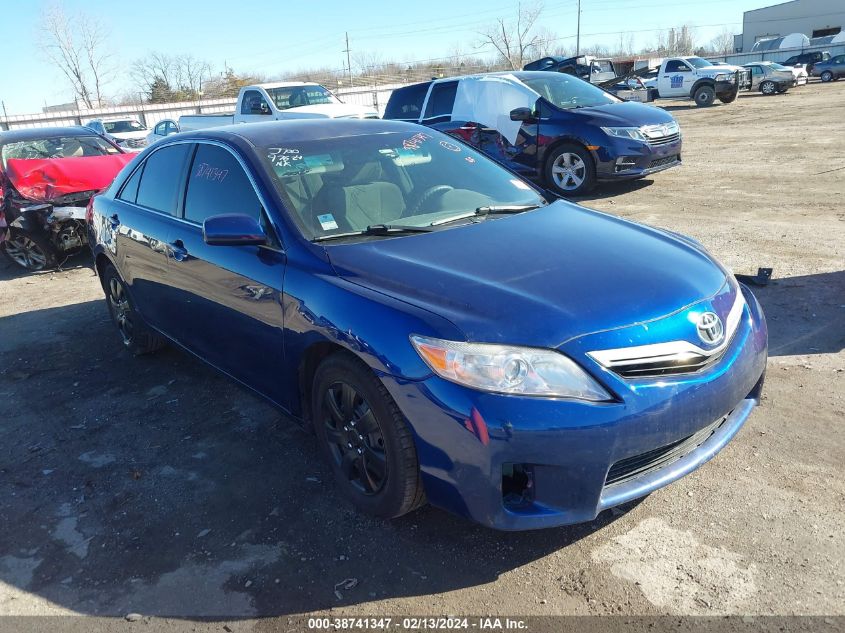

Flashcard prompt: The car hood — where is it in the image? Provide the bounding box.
[3,154,134,203]
[285,103,378,119]
[568,100,674,127]
[325,202,728,347]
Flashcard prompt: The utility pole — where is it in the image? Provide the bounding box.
[343,32,353,87]
[576,0,582,56]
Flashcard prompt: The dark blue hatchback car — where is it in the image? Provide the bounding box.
[383,71,682,196]
[89,119,766,530]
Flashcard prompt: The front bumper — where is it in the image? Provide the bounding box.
[594,135,682,182]
[381,285,768,530]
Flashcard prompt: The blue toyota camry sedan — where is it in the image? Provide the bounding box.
[88,119,767,530]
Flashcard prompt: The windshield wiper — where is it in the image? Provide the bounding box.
[312,224,433,242]
[431,204,542,227]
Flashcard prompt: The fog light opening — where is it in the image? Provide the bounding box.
[614,156,638,172]
[502,463,535,509]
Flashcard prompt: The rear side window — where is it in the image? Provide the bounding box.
[423,81,458,119]
[136,143,192,215]
[384,83,430,120]
[184,143,262,225]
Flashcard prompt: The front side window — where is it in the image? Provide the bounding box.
[135,143,192,215]
[184,144,263,225]
[384,83,430,120]
[260,130,546,241]
[1,135,120,167]
[265,85,340,111]
[519,73,620,109]
[665,60,692,73]
[154,122,167,135]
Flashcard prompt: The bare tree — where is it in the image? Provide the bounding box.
[131,52,213,101]
[708,28,736,56]
[39,3,110,108]
[478,2,544,70]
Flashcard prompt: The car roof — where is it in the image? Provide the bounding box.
[250,82,324,90]
[168,119,425,147]
[431,70,561,84]
[0,126,102,144]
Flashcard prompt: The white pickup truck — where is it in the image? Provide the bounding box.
[175,82,379,134]
[638,57,751,107]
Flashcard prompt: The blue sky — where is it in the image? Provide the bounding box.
[3,0,777,115]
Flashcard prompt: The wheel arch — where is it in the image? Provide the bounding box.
[297,340,349,427]
[689,78,715,97]
[541,136,597,176]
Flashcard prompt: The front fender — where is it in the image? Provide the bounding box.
[281,263,465,417]
[690,78,715,96]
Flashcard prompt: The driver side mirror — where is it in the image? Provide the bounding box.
[510,107,536,122]
[203,214,267,247]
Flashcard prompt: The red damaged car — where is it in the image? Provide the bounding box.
[0,126,133,271]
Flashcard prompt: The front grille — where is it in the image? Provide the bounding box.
[605,414,728,486]
[646,133,681,147]
[648,155,680,169]
[609,349,720,378]
[125,138,147,148]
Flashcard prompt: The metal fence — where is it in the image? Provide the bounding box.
[0,84,406,131]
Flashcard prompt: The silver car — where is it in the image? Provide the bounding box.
[743,62,796,95]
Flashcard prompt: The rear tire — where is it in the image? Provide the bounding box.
[2,228,58,271]
[820,71,833,83]
[312,352,425,519]
[693,85,716,107]
[760,80,777,95]
[102,264,166,355]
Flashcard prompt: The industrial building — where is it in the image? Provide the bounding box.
[735,0,845,52]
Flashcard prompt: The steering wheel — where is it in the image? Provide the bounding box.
[410,185,454,214]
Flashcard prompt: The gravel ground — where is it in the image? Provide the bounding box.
[0,81,843,626]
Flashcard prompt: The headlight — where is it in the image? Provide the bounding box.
[600,127,646,142]
[714,73,734,83]
[410,335,612,401]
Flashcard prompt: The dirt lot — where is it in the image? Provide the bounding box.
[0,81,843,627]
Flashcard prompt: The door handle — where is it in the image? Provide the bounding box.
[169,239,188,261]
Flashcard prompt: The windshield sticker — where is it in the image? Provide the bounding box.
[510,179,531,190]
[439,140,461,152]
[194,163,229,183]
[402,132,432,151]
[465,156,476,164]
[267,147,304,168]
[317,213,339,231]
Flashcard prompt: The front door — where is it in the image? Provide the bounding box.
[163,141,288,404]
[658,60,694,97]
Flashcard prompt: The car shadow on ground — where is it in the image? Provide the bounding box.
[749,269,845,357]
[0,299,638,618]
[0,250,92,282]
[570,178,654,203]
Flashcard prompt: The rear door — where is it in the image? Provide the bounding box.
[163,141,287,403]
[110,142,193,332]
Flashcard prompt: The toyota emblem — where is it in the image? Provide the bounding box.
[696,312,724,345]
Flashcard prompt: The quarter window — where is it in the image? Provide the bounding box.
[184,144,263,226]
[118,165,143,204]
[135,143,192,215]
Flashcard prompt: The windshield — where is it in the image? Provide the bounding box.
[686,57,716,69]
[103,120,146,133]
[1,135,121,167]
[519,73,620,110]
[767,63,790,70]
[266,85,341,111]
[260,130,546,241]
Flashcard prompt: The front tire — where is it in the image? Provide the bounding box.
[312,352,425,519]
[693,85,716,107]
[102,264,165,355]
[760,80,777,95]
[718,92,737,104]
[820,71,833,83]
[544,143,596,196]
[2,228,58,271]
